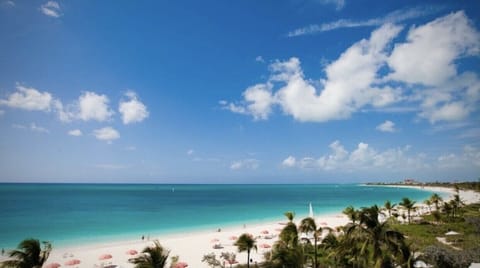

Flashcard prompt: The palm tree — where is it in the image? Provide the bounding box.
[399,197,416,224]
[343,205,412,268]
[234,233,257,268]
[384,200,396,218]
[423,199,432,213]
[342,205,359,224]
[429,193,442,211]
[298,217,322,268]
[129,240,169,268]
[1,238,51,268]
[284,211,295,222]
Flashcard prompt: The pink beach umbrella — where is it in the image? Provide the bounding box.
[210,238,220,243]
[229,235,238,240]
[98,253,113,260]
[261,230,269,234]
[45,262,61,268]
[126,249,138,255]
[260,243,271,249]
[173,262,189,268]
[64,259,81,266]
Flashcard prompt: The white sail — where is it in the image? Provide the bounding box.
[309,202,314,218]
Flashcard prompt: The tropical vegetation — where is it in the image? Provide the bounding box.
[129,240,170,268]
[0,239,51,268]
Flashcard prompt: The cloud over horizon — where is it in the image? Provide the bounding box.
[225,11,480,125]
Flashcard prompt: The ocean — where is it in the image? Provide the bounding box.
[0,183,440,249]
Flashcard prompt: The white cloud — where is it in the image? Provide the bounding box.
[227,11,480,124]
[318,0,345,10]
[388,11,479,86]
[0,85,54,111]
[230,159,259,170]
[387,11,480,123]
[437,145,480,169]
[255,56,265,63]
[68,129,82,136]
[2,1,15,7]
[78,91,114,122]
[225,24,402,122]
[288,6,437,37]
[282,156,296,167]
[187,149,194,156]
[93,127,120,143]
[376,120,396,132]
[40,1,61,18]
[12,123,49,133]
[30,123,49,133]
[284,140,425,172]
[119,91,149,124]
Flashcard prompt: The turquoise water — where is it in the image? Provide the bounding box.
[0,184,439,249]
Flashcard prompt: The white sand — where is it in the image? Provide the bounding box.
[3,185,478,268]
[42,213,349,268]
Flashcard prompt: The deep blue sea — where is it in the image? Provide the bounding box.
[0,184,441,249]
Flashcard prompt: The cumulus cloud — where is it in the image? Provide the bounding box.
[0,85,54,111]
[78,91,114,122]
[282,156,296,167]
[283,140,425,172]
[388,11,480,123]
[437,145,480,169]
[68,129,82,136]
[93,127,120,143]
[226,11,480,124]
[224,24,402,122]
[118,91,149,124]
[376,120,396,132]
[230,159,259,170]
[40,1,61,18]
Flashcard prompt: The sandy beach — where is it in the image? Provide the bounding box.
[2,185,479,268]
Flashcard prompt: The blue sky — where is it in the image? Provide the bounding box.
[0,0,479,183]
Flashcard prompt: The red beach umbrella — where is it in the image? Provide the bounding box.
[64,259,81,266]
[126,249,138,255]
[98,253,113,260]
[45,262,61,268]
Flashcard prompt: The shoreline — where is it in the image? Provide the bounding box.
[2,184,479,268]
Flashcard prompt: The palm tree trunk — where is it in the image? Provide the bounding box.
[247,249,250,268]
[314,237,317,268]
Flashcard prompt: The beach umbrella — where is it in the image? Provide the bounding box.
[260,243,271,249]
[45,262,61,268]
[99,253,113,260]
[173,261,189,268]
[211,238,220,243]
[229,235,238,240]
[126,249,138,255]
[261,230,269,234]
[64,259,81,266]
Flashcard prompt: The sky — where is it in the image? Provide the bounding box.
[0,0,479,183]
